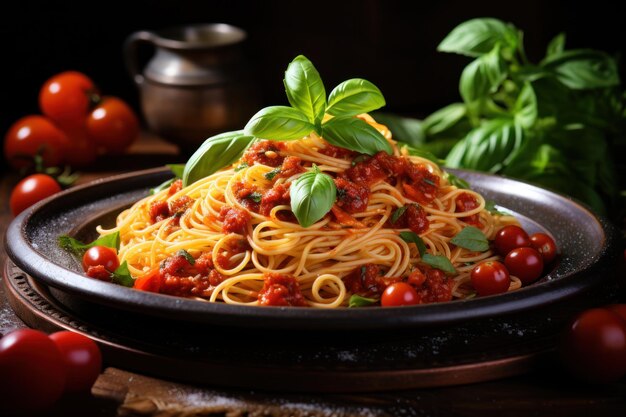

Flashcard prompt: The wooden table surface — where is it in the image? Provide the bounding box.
[1,133,625,417]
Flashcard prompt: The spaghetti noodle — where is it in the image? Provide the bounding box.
[96,114,523,307]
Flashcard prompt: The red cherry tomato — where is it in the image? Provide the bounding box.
[62,124,99,168]
[39,71,97,128]
[529,232,558,264]
[470,260,510,296]
[133,268,163,293]
[82,246,119,273]
[607,304,626,322]
[9,174,62,216]
[49,331,102,392]
[4,115,68,170]
[505,247,544,285]
[559,307,626,383]
[494,225,530,256]
[381,282,419,307]
[0,329,66,415]
[86,97,139,154]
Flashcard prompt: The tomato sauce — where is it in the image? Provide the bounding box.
[157,252,227,298]
[272,156,305,181]
[86,265,111,282]
[389,204,430,234]
[343,264,400,297]
[242,140,286,167]
[260,183,291,216]
[455,192,481,226]
[149,201,170,223]
[407,266,453,304]
[334,177,370,213]
[257,272,308,306]
[232,180,260,212]
[168,179,183,196]
[218,206,251,234]
[319,143,357,159]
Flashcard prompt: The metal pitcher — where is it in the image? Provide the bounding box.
[124,23,260,153]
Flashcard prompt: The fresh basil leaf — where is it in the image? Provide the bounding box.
[167,164,186,178]
[322,116,393,155]
[370,112,425,147]
[264,167,281,180]
[290,165,337,227]
[485,200,506,215]
[150,178,176,195]
[514,83,538,129]
[59,231,120,255]
[421,254,457,275]
[111,261,134,287]
[399,231,427,257]
[245,106,315,140]
[183,131,255,187]
[326,79,386,117]
[422,103,469,137]
[546,32,566,58]
[446,118,524,173]
[284,55,327,127]
[450,226,489,252]
[460,44,507,104]
[390,206,407,224]
[235,162,249,172]
[348,294,378,308]
[437,18,519,57]
[541,49,620,90]
[401,145,444,165]
[444,171,470,189]
[248,192,263,203]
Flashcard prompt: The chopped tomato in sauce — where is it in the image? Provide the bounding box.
[330,205,365,228]
[389,204,430,234]
[334,177,370,213]
[408,266,453,304]
[343,264,400,297]
[258,272,308,306]
[232,180,260,212]
[86,265,111,282]
[168,179,183,196]
[272,156,305,181]
[149,201,170,223]
[260,183,291,216]
[242,140,286,167]
[319,143,357,159]
[219,206,251,234]
[455,192,481,226]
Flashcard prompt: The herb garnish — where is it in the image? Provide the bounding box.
[59,231,120,255]
[348,294,378,307]
[450,226,489,252]
[290,165,337,227]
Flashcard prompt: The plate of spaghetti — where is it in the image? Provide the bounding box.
[5,56,619,330]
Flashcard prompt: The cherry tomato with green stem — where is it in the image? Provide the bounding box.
[529,232,558,264]
[4,115,68,170]
[471,260,510,296]
[86,97,139,155]
[10,174,62,216]
[0,329,66,415]
[49,331,102,392]
[82,246,119,273]
[39,71,97,128]
[381,282,419,307]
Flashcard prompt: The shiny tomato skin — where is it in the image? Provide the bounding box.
[82,246,119,273]
[86,97,139,154]
[529,232,558,264]
[559,308,626,383]
[39,71,96,127]
[10,174,62,216]
[0,329,66,414]
[62,124,99,167]
[494,225,531,256]
[49,331,102,392]
[4,115,68,169]
[504,247,544,285]
[381,282,419,307]
[470,261,510,296]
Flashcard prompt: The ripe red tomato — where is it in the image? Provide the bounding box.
[86,97,139,154]
[10,174,62,216]
[62,124,99,168]
[4,115,68,170]
[49,331,102,392]
[0,329,66,415]
[470,260,510,296]
[39,71,97,128]
[529,232,558,264]
[559,307,626,383]
[381,282,419,307]
[82,246,120,273]
[504,247,544,285]
[494,225,530,256]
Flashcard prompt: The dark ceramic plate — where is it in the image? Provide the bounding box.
[4,167,619,331]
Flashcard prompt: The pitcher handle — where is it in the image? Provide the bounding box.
[124,31,156,86]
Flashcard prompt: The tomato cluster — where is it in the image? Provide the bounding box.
[559,304,626,383]
[5,71,139,170]
[0,329,102,414]
[470,226,558,297]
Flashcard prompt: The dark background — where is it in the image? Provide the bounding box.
[1,0,625,170]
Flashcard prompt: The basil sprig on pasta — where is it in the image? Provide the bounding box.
[290,165,337,227]
[245,55,392,155]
